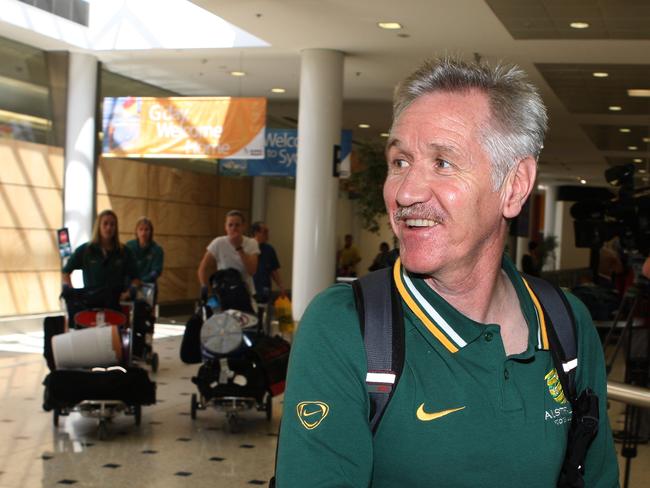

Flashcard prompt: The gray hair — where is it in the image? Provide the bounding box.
[392,56,548,189]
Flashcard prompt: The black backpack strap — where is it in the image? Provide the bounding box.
[352,267,405,434]
[523,274,599,488]
[524,274,578,402]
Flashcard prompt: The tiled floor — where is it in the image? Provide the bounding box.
[0,318,281,488]
[0,316,648,487]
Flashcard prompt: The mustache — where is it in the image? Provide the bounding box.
[393,204,445,223]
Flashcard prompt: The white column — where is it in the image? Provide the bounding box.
[251,176,268,224]
[292,49,344,321]
[543,185,558,270]
[63,53,98,249]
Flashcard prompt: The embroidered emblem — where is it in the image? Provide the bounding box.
[416,403,465,422]
[296,401,329,430]
[545,368,567,404]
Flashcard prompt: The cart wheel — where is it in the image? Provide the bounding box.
[98,421,108,441]
[191,394,198,420]
[265,393,273,421]
[53,409,60,427]
[134,405,142,426]
[150,352,159,373]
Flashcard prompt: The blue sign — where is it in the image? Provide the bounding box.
[219,128,352,177]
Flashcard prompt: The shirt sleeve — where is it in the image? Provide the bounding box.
[276,285,373,487]
[123,245,139,282]
[244,237,260,255]
[62,243,86,273]
[566,293,620,487]
[151,242,164,277]
[270,246,280,271]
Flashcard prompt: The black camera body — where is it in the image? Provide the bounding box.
[571,164,650,256]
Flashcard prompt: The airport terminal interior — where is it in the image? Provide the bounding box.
[1,1,650,487]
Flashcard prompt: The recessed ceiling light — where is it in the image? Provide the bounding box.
[642,137,650,143]
[579,179,587,185]
[592,72,609,78]
[570,21,590,29]
[230,71,246,77]
[358,123,370,129]
[608,105,622,111]
[627,89,650,97]
[378,22,402,30]
[628,146,638,150]
[380,132,390,138]
[633,158,643,163]
[643,177,649,182]
[639,169,647,174]
[270,88,286,93]
[619,128,631,133]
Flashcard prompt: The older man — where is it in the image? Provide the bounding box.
[276,57,618,487]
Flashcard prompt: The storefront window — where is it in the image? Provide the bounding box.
[0,36,55,145]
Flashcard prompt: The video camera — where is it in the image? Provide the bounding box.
[571,164,650,256]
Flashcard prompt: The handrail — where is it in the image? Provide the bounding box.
[607,381,650,408]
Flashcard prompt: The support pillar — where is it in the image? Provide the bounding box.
[63,53,99,250]
[251,176,268,224]
[291,49,344,321]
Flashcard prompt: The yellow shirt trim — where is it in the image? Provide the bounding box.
[393,258,459,353]
[522,277,550,350]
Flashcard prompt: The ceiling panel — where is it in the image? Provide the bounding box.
[486,0,650,39]
[536,63,650,115]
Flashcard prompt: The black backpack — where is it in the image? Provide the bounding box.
[352,267,599,488]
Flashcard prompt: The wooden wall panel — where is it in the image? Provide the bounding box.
[0,140,62,317]
[0,186,62,229]
[2,271,61,315]
[147,164,218,206]
[218,176,251,210]
[0,140,63,188]
[0,229,60,272]
[97,157,149,198]
[0,273,18,316]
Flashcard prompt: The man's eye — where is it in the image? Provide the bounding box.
[435,159,452,169]
[391,158,408,169]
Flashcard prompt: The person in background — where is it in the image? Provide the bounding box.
[126,217,164,285]
[252,221,286,330]
[642,255,650,280]
[197,210,260,302]
[521,240,541,276]
[61,209,140,308]
[337,234,361,277]
[368,241,392,272]
[252,221,286,302]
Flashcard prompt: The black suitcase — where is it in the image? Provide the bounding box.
[192,356,267,403]
[180,305,212,364]
[43,367,156,410]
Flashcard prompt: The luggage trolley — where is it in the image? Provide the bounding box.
[185,270,290,432]
[123,283,159,372]
[42,287,156,440]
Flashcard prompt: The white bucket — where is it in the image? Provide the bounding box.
[52,326,123,369]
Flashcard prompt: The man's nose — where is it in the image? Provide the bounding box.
[395,166,433,207]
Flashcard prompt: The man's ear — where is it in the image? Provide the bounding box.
[502,156,537,219]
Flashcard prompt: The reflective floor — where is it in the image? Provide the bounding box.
[0,316,648,487]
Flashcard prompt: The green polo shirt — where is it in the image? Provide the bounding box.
[62,242,138,290]
[125,239,164,282]
[276,256,618,487]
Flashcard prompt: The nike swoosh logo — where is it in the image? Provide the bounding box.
[416,403,465,422]
[302,409,322,417]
